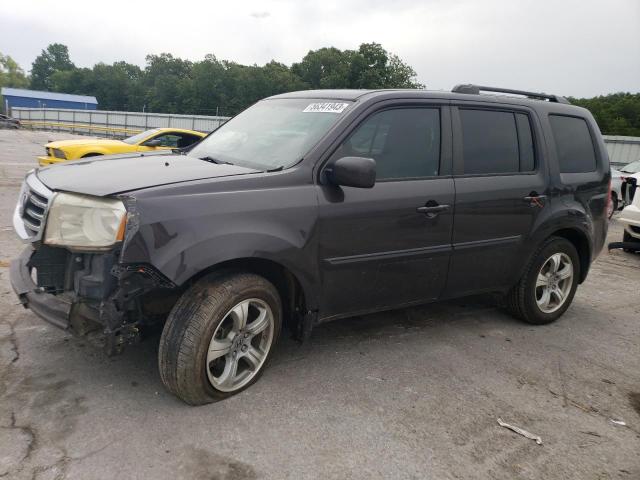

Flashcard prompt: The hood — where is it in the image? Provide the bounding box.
[46,138,127,149]
[36,152,260,196]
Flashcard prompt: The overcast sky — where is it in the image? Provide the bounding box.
[1,0,638,98]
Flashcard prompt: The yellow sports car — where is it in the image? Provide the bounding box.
[38,128,207,166]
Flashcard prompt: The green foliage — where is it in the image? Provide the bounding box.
[21,42,424,116]
[14,43,640,136]
[30,43,75,90]
[570,93,640,137]
[0,53,29,89]
[291,43,424,90]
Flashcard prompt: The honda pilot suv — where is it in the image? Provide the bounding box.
[11,86,610,405]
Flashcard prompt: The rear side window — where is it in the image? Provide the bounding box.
[334,108,441,179]
[549,115,597,173]
[460,109,535,175]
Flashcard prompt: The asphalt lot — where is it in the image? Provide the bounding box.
[0,128,639,480]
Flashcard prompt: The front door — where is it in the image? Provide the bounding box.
[444,105,548,297]
[317,104,455,320]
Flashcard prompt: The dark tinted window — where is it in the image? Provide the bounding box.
[334,108,441,179]
[549,115,597,173]
[461,109,531,174]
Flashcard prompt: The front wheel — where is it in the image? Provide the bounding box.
[159,272,282,405]
[505,237,580,325]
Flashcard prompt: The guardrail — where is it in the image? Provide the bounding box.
[11,107,230,138]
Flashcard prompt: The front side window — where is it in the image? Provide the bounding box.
[150,134,180,147]
[332,108,441,180]
[549,115,597,173]
[460,109,535,175]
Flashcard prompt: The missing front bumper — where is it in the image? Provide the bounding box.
[10,246,177,354]
[10,247,73,330]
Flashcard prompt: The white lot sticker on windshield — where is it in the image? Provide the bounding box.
[303,102,349,113]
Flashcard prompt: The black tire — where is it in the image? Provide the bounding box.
[505,237,580,325]
[159,272,282,405]
[623,231,637,253]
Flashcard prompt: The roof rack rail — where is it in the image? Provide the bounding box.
[451,84,570,104]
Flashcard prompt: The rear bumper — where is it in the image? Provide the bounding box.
[10,247,72,330]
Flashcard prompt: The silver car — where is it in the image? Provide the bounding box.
[0,113,20,129]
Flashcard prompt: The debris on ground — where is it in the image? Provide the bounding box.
[610,419,626,426]
[497,418,543,445]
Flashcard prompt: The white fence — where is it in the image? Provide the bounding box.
[11,107,230,138]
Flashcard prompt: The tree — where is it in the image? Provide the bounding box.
[30,43,75,91]
[292,43,424,90]
[143,53,194,113]
[292,47,353,89]
[0,53,29,89]
[570,93,640,137]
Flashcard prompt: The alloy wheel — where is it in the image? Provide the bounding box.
[535,253,574,314]
[206,298,275,392]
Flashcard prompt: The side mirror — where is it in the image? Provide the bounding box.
[144,139,162,147]
[326,156,376,189]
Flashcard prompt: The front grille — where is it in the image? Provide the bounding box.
[22,190,48,235]
[13,173,53,242]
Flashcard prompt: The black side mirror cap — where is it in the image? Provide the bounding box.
[326,156,376,189]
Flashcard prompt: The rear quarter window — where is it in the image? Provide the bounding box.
[549,115,597,173]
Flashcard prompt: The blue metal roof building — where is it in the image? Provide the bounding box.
[1,87,98,111]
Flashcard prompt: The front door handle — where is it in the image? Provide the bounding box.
[416,203,450,217]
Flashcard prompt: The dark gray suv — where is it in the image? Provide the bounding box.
[11,86,610,404]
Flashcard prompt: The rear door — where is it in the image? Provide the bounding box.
[444,104,548,297]
[317,101,455,319]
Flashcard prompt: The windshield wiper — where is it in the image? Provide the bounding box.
[199,156,234,165]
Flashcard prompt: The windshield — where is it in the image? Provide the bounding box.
[123,129,160,145]
[621,160,640,174]
[188,98,352,170]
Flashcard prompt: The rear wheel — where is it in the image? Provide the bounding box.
[158,272,282,405]
[623,231,638,253]
[505,237,580,325]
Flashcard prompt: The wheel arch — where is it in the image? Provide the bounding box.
[548,227,592,283]
[182,257,312,334]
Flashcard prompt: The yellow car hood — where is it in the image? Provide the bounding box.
[46,139,127,148]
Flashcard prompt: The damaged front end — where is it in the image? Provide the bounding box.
[10,172,178,355]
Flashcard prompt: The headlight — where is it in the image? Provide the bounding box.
[44,193,127,250]
[52,148,67,159]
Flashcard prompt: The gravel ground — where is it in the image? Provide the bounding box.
[0,129,639,480]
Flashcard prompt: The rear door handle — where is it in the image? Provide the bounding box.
[416,204,450,216]
[523,194,547,207]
